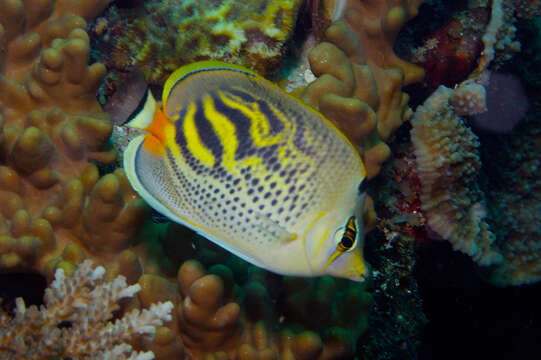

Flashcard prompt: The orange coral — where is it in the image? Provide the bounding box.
[340,0,425,85]
[176,260,241,353]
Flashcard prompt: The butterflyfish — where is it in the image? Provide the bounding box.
[120,61,369,281]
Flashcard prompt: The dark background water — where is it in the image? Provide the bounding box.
[415,241,541,360]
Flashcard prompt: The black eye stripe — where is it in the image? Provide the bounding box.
[340,236,354,248]
[344,228,355,239]
[338,216,357,251]
[358,180,368,193]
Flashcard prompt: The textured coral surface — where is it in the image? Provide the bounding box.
[131,222,376,359]
[410,85,502,266]
[300,0,425,180]
[340,0,425,86]
[107,0,303,84]
[482,111,541,285]
[404,1,541,285]
[411,7,489,93]
[0,0,148,275]
[0,260,173,359]
[0,1,383,358]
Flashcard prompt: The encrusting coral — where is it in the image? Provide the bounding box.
[106,0,303,84]
[0,259,174,359]
[0,0,148,273]
[302,0,425,179]
[485,115,541,285]
[411,7,489,93]
[410,83,503,266]
[410,79,541,285]
[407,0,541,285]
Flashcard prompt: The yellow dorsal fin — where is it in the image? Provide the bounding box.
[162,61,259,109]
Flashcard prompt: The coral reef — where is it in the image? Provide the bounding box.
[407,1,541,285]
[302,0,424,179]
[514,0,541,19]
[473,0,541,73]
[0,0,148,272]
[464,0,531,77]
[339,0,425,85]
[362,230,426,360]
[513,17,541,89]
[0,259,174,359]
[470,72,527,133]
[132,223,376,359]
[411,7,489,93]
[375,143,426,247]
[410,84,503,266]
[0,0,469,357]
[103,0,303,84]
[100,0,432,354]
[480,107,541,286]
[357,138,427,360]
[405,0,535,97]
[0,0,382,357]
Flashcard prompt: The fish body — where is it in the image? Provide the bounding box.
[122,61,368,281]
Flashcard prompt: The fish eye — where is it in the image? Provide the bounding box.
[335,216,357,252]
[339,235,354,250]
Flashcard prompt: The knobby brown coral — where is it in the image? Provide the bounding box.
[0,259,174,359]
[0,0,148,273]
[131,250,374,360]
[302,0,424,179]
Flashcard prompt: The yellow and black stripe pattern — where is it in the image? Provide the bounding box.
[141,63,363,247]
[128,61,365,260]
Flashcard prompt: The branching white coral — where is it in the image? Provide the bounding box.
[0,260,173,360]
